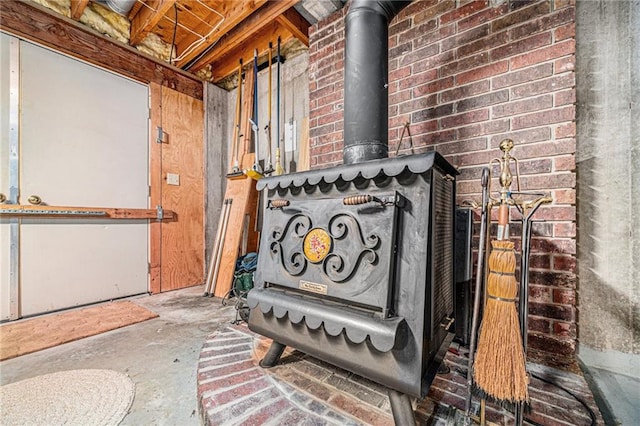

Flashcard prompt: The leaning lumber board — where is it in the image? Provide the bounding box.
[213,154,260,298]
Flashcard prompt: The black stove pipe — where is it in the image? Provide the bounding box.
[343,0,412,165]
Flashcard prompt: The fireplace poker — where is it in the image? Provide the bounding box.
[473,139,529,404]
[464,167,491,421]
[513,192,552,425]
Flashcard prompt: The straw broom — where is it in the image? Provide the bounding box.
[473,141,529,404]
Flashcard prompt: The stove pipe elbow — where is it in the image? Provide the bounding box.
[343,0,412,165]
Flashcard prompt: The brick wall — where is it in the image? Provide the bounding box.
[308,0,577,369]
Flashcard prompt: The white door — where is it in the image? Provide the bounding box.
[0,35,149,319]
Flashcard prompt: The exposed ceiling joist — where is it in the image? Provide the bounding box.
[174,0,269,69]
[208,22,294,83]
[130,0,177,46]
[70,0,90,20]
[276,7,311,47]
[186,0,300,73]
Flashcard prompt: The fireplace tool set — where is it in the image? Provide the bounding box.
[464,140,552,425]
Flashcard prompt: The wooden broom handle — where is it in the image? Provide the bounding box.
[497,202,509,240]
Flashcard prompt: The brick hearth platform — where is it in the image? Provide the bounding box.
[197,324,603,425]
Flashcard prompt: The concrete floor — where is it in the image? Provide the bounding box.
[0,285,236,426]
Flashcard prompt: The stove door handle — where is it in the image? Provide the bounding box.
[343,194,398,207]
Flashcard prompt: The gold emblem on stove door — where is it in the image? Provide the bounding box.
[303,228,332,263]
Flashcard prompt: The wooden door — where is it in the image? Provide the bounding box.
[150,84,205,292]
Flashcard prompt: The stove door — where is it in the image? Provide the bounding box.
[258,192,400,314]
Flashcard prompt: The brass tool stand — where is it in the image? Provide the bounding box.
[464,140,552,425]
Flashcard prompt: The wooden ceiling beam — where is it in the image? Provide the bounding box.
[276,7,310,47]
[186,1,299,73]
[70,0,89,20]
[130,0,177,46]
[174,0,269,69]
[0,0,202,99]
[207,23,293,83]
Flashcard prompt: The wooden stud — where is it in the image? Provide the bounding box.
[0,1,202,100]
[188,1,299,73]
[70,0,89,20]
[174,0,269,68]
[276,8,311,47]
[208,24,294,83]
[129,0,177,46]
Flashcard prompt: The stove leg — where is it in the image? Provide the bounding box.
[259,341,286,368]
[388,389,416,426]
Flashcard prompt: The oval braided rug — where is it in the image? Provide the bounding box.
[0,369,135,426]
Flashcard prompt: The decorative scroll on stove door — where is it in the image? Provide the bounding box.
[260,192,401,314]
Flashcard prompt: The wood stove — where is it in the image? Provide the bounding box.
[247,1,459,423]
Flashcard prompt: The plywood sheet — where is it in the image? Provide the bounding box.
[0,301,158,361]
[160,86,205,291]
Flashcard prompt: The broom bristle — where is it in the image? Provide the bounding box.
[473,240,529,404]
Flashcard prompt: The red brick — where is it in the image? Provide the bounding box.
[528,332,575,356]
[555,56,574,73]
[329,394,393,426]
[555,88,575,107]
[508,7,575,41]
[441,24,490,53]
[553,255,576,273]
[489,127,550,148]
[203,377,273,410]
[198,360,256,383]
[398,19,438,44]
[237,397,292,426]
[490,32,552,61]
[457,31,509,59]
[412,49,456,74]
[389,88,412,106]
[389,41,413,61]
[553,220,576,236]
[398,43,440,67]
[554,155,574,171]
[492,62,553,89]
[529,316,552,334]
[398,68,438,91]
[389,16,412,37]
[457,90,509,112]
[529,303,575,322]
[491,2,551,33]
[511,139,575,160]
[511,39,575,69]
[554,22,575,41]
[529,285,552,303]
[440,0,488,24]
[529,270,575,290]
[512,105,574,130]
[414,25,457,51]
[457,119,510,139]
[553,288,576,305]
[413,76,454,97]
[440,109,489,129]
[411,103,454,123]
[198,368,263,397]
[456,60,509,85]
[441,80,490,103]
[458,3,510,32]
[555,122,575,139]
[441,52,489,77]
[493,94,552,118]
[414,0,456,24]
